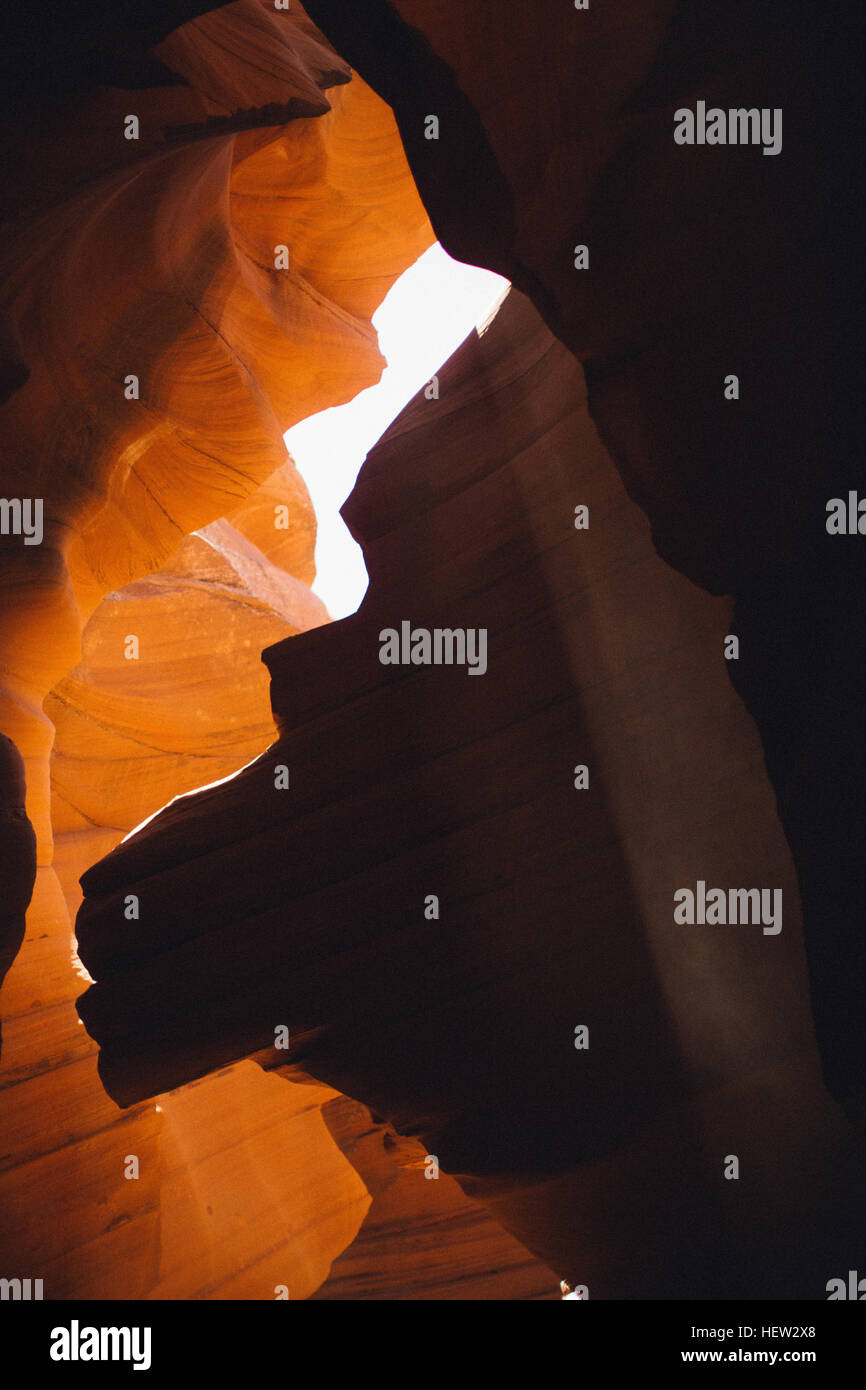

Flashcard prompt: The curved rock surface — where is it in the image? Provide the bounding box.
[308,1095,557,1299]
[48,516,327,845]
[0,0,430,853]
[1,0,461,1304]
[0,736,37,1054]
[77,288,866,1296]
[2,0,862,1302]
[301,0,866,1112]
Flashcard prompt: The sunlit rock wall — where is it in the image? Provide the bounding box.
[0,0,438,1301]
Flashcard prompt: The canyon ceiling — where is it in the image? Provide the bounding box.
[0,0,862,1301]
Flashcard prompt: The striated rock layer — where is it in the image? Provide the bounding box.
[2,0,473,1303]
[48,513,328,852]
[0,0,431,855]
[2,0,560,1304]
[309,1097,557,1300]
[4,0,863,1301]
[78,288,866,1296]
[300,0,866,1113]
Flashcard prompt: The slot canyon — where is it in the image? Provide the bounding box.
[0,0,863,1304]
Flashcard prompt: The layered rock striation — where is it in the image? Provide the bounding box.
[2,0,862,1301]
[300,0,866,1111]
[0,0,454,1302]
[77,288,865,1295]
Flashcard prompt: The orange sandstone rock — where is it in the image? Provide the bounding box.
[1,0,434,1304]
[76,290,866,1296]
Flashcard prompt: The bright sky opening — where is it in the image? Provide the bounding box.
[286,243,510,619]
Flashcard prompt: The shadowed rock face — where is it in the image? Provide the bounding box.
[76,289,866,1296]
[1,0,863,1302]
[0,736,37,1053]
[2,0,555,1308]
[308,1095,558,1300]
[300,0,866,1109]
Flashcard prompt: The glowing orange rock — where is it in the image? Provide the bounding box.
[0,0,433,1304]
